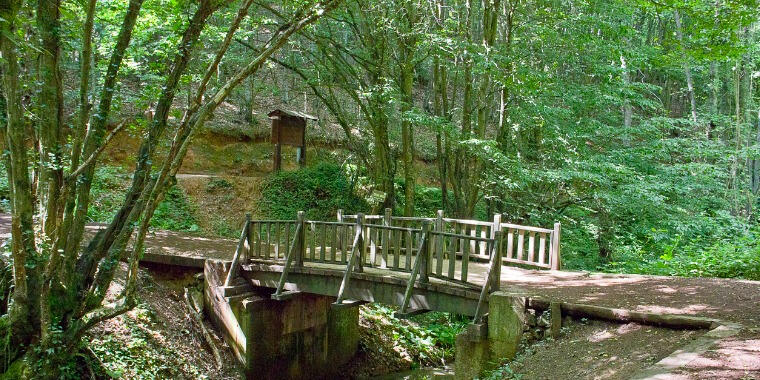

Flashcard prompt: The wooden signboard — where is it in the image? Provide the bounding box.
[268,109,316,171]
[270,115,306,147]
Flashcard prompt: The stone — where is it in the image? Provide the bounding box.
[537,312,550,328]
[327,303,360,365]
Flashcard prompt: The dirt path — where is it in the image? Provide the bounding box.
[514,319,704,380]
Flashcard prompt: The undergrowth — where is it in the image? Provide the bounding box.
[87,166,199,232]
[602,229,760,280]
[359,304,467,367]
[88,302,208,379]
[260,162,368,220]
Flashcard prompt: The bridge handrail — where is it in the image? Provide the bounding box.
[226,209,560,319]
[337,208,561,271]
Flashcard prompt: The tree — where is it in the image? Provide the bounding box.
[0,0,341,376]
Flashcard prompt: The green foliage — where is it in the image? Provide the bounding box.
[205,178,233,192]
[87,166,131,223]
[88,303,208,379]
[150,186,199,232]
[0,161,9,214]
[605,228,760,280]
[260,162,369,220]
[360,304,468,365]
[87,166,198,232]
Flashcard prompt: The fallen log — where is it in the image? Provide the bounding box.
[184,287,223,368]
[527,298,716,330]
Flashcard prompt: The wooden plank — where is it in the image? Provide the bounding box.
[506,228,514,259]
[500,222,554,234]
[381,226,389,268]
[256,222,262,257]
[405,229,412,271]
[447,235,456,279]
[469,225,477,255]
[284,223,290,260]
[246,218,254,261]
[538,233,546,265]
[435,210,444,276]
[363,224,370,267]
[462,234,470,283]
[310,223,317,261]
[320,223,327,262]
[480,226,487,256]
[551,222,561,270]
[436,232,444,276]
[342,224,350,263]
[369,226,377,267]
[393,229,401,270]
[516,230,525,261]
[335,230,362,304]
[275,222,281,259]
[331,224,337,262]
[528,232,536,262]
[266,222,272,259]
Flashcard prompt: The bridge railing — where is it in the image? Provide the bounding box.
[227,209,559,321]
[341,209,561,270]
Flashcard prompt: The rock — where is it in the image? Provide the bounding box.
[537,312,550,328]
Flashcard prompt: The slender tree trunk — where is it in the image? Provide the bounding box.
[0,0,41,365]
[36,0,64,240]
[400,63,415,216]
[621,55,633,129]
[673,10,697,125]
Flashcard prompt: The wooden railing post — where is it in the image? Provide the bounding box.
[551,222,561,270]
[355,213,364,273]
[434,210,444,271]
[295,211,305,268]
[337,209,344,252]
[419,221,430,284]
[490,213,502,281]
[243,213,252,262]
[490,229,503,292]
[381,208,391,268]
[474,229,503,323]
[384,208,392,226]
[224,215,251,287]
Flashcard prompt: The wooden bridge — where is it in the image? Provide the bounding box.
[223,209,561,321]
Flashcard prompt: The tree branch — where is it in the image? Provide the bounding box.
[65,120,127,184]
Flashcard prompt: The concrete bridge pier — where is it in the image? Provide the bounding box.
[203,260,360,380]
[455,292,529,379]
[245,292,360,379]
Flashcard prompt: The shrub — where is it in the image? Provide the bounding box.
[150,186,199,232]
[260,162,369,220]
[86,166,198,232]
[603,229,760,280]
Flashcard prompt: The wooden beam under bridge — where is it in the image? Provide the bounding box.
[240,262,483,317]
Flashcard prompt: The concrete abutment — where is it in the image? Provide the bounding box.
[454,291,531,379]
[203,260,359,380]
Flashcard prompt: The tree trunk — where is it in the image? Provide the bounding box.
[673,10,697,125]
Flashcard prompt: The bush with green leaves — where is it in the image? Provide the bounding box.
[360,304,468,366]
[260,162,369,220]
[86,166,198,232]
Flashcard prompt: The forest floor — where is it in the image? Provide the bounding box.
[1,215,758,379]
[87,263,243,379]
